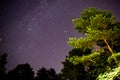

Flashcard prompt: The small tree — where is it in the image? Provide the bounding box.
[7,63,34,80]
[0,53,7,80]
[35,67,60,80]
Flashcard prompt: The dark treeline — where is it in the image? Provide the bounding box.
[0,53,61,80]
[0,50,90,80]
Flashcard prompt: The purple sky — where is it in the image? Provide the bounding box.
[0,0,120,73]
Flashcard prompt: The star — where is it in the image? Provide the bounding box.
[64,30,68,33]
[0,38,2,42]
[28,27,32,31]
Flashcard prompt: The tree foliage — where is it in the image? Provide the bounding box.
[67,8,120,80]
[35,67,60,80]
[97,65,120,80]
[0,53,7,80]
[0,53,7,72]
[61,48,90,80]
[0,53,60,80]
[7,63,34,80]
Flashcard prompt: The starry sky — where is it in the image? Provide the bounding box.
[0,0,120,73]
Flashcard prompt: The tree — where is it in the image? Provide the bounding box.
[7,63,34,80]
[61,48,90,80]
[67,8,120,79]
[47,68,60,80]
[97,66,120,80]
[35,67,59,80]
[0,53,7,80]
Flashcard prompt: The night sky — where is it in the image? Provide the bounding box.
[0,0,120,73]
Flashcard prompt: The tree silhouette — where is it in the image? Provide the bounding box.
[0,53,7,80]
[35,67,60,80]
[35,67,49,80]
[47,68,60,80]
[61,48,90,80]
[0,53,60,80]
[7,63,34,80]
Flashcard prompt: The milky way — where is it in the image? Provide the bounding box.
[0,0,120,73]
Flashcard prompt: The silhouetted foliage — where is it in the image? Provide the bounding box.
[35,67,60,80]
[7,63,34,80]
[0,53,7,80]
[0,52,60,80]
[61,48,91,80]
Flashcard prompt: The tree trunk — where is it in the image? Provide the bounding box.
[102,37,118,64]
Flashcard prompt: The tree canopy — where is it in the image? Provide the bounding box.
[35,67,60,80]
[7,63,35,80]
[67,8,120,80]
[61,48,91,80]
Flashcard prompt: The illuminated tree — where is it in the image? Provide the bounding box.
[67,8,120,80]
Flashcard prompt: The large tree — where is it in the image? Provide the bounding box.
[67,8,120,80]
